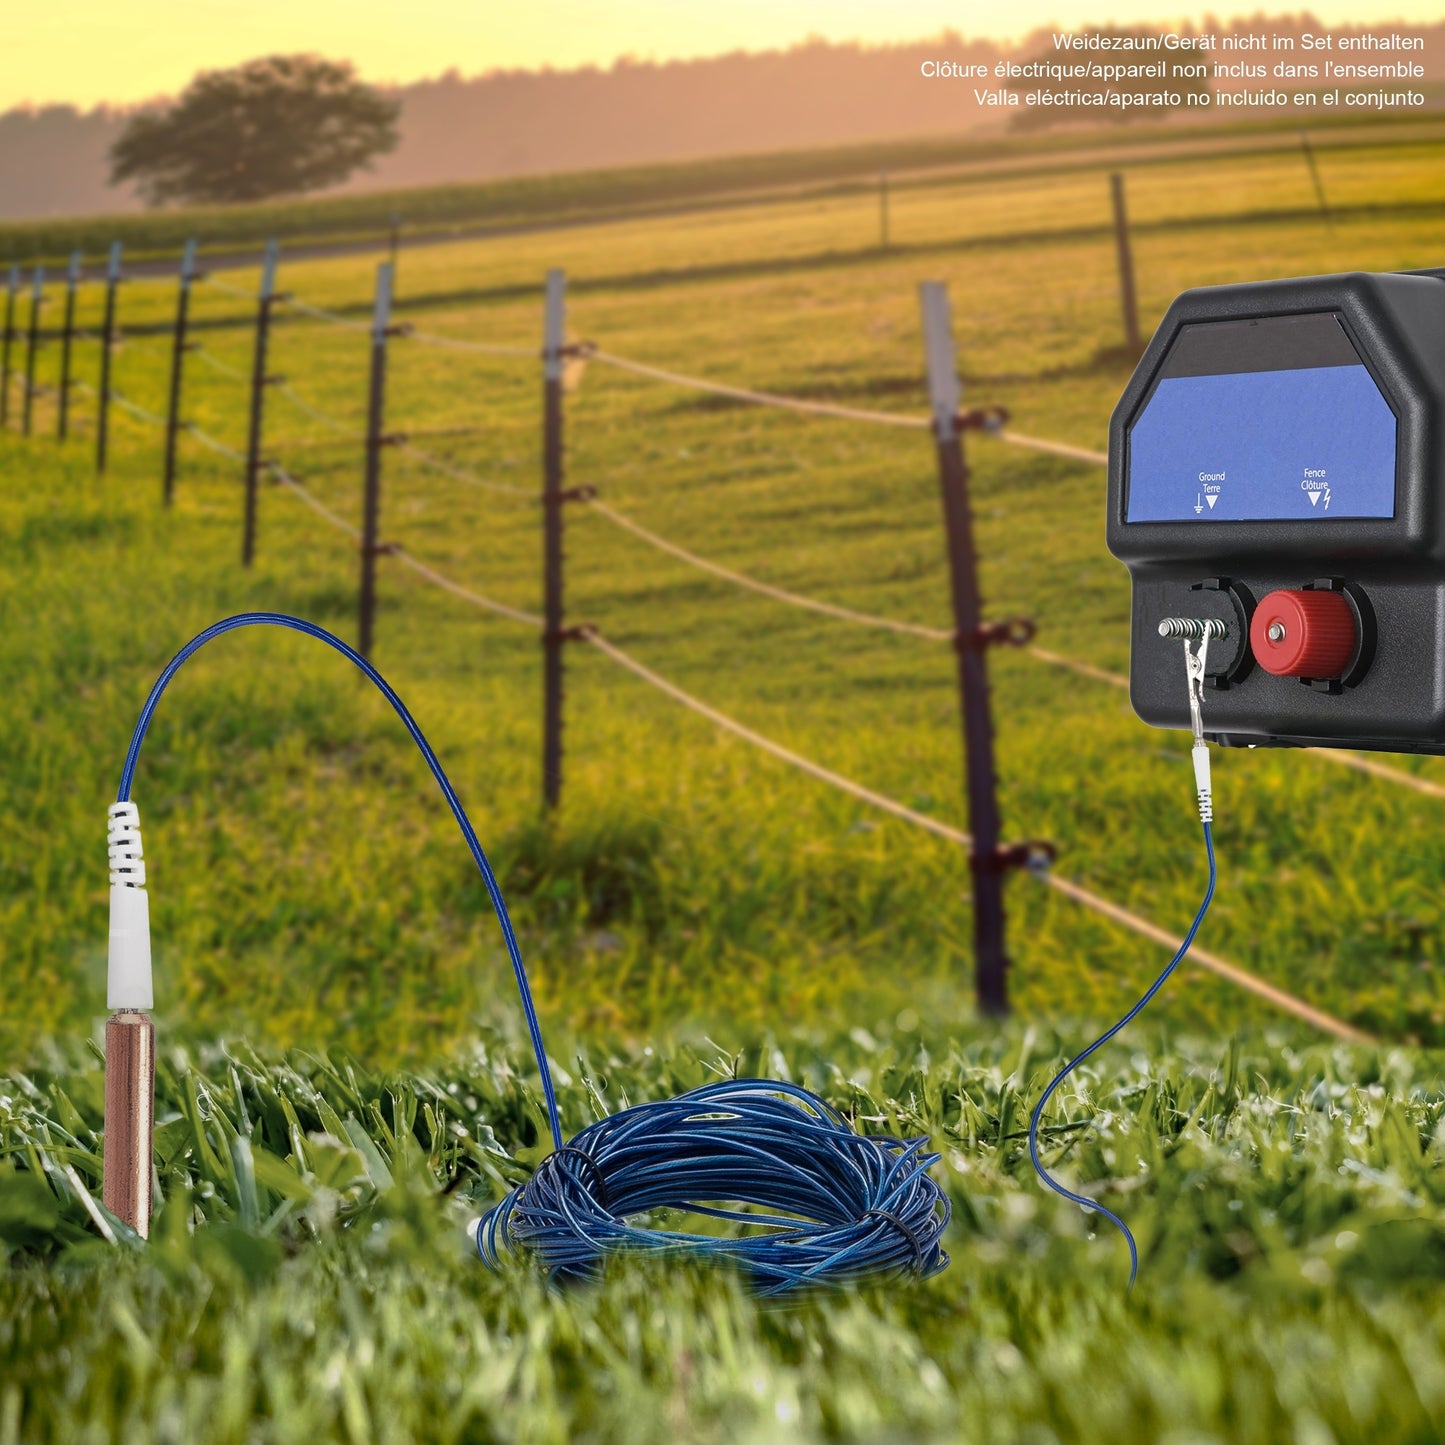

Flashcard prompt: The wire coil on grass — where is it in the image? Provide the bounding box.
[115,614,952,1295]
[474,1079,951,1294]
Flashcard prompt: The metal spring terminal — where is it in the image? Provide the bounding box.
[1157,617,1229,641]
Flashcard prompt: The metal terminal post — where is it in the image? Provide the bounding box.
[1159,617,1224,748]
[1158,617,1228,641]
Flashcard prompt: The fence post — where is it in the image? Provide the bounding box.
[920,280,1012,1017]
[57,252,80,442]
[1109,173,1141,355]
[163,240,198,507]
[242,240,279,568]
[1299,128,1331,225]
[358,261,395,659]
[541,268,567,810]
[0,264,17,430]
[22,265,43,437]
[96,242,122,474]
[880,171,890,250]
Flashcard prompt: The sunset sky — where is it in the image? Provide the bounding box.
[5,0,1439,111]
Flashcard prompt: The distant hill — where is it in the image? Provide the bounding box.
[3,18,1443,222]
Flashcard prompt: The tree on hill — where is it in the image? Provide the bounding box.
[109,55,400,206]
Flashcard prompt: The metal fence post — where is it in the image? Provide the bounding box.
[0,264,18,430]
[96,242,122,474]
[242,240,279,567]
[1109,173,1142,355]
[57,252,80,442]
[22,265,43,436]
[920,279,1013,1017]
[163,240,198,506]
[541,268,567,810]
[358,261,395,659]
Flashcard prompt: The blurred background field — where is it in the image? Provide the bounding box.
[6,112,1445,1442]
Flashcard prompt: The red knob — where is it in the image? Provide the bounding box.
[1250,589,1357,680]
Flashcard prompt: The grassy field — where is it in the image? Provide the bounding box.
[2,107,1442,267]
[5,119,1445,1440]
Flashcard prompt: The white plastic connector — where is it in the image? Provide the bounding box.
[107,802,153,1010]
[1192,743,1213,824]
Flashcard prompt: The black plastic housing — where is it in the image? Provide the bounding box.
[1107,269,1445,754]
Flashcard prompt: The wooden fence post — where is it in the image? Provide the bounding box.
[96,242,122,474]
[920,279,1014,1017]
[22,265,43,436]
[57,252,79,442]
[242,240,279,567]
[358,261,395,659]
[541,268,567,810]
[0,264,18,430]
[162,240,198,506]
[1109,173,1142,355]
[1299,129,1331,225]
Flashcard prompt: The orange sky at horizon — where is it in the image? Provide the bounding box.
[4,0,1441,112]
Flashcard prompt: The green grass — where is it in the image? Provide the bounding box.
[2,107,1441,267]
[5,127,1445,1440]
[7,1028,1445,1441]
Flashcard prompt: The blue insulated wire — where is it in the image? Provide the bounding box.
[1027,821,1217,1289]
[115,613,959,1291]
[115,611,563,1150]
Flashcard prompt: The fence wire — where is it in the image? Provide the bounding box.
[190,426,246,464]
[274,379,538,499]
[580,629,1370,1043]
[584,494,1445,800]
[588,348,1110,467]
[408,328,539,361]
[398,442,535,499]
[271,464,363,540]
[585,498,952,640]
[276,382,367,441]
[997,431,1108,466]
[277,295,371,332]
[270,459,543,626]
[389,548,544,627]
[45,266,1433,1035]
[69,328,1445,808]
[108,390,167,428]
[590,348,932,430]
[194,347,249,384]
[259,458,1372,1043]
[201,276,258,302]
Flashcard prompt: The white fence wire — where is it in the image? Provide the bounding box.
[54,266,1424,1038]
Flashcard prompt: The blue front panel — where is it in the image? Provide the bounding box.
[1126,364,1396,522]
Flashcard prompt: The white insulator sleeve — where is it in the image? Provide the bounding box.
[1192,743,1213,825]
[107,802,153,1010]
[108,801,146,886]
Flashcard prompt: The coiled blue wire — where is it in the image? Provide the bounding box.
[1028,821,1216,1289]
[477,1078,950,1293]
[118,613,950,1292]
